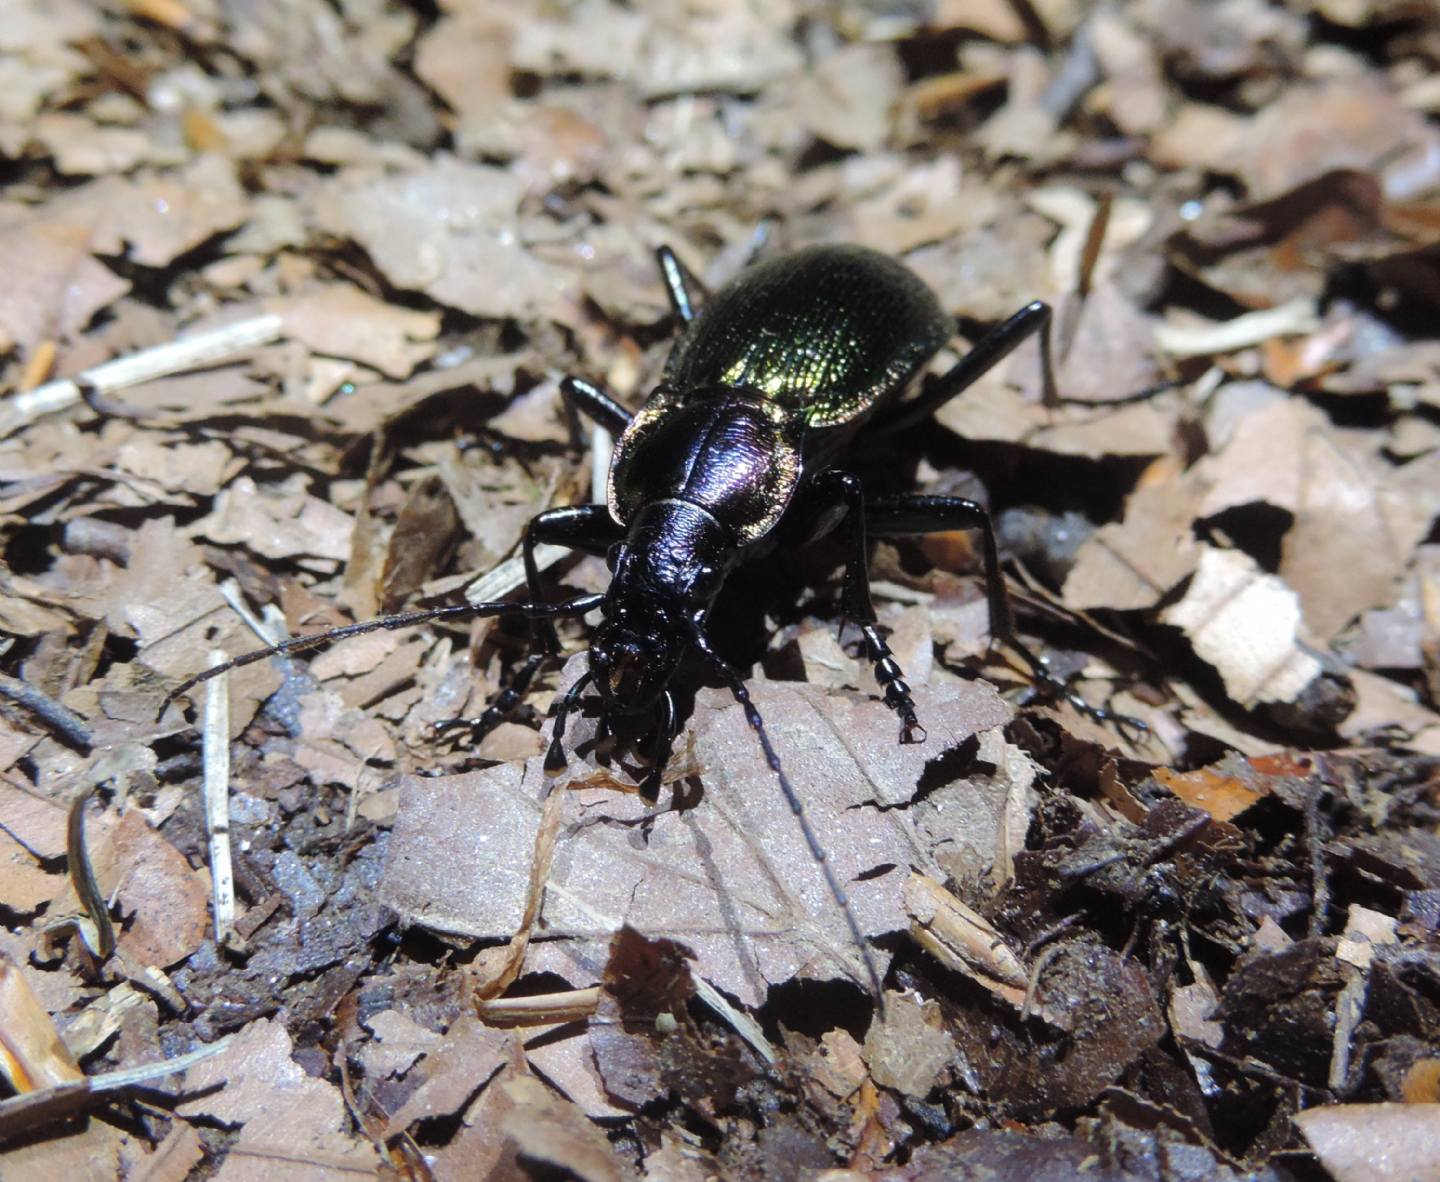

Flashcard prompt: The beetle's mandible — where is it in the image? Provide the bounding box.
[162,243,1136,998]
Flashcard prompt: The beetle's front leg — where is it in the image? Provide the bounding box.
[797,470,925,744]
[437,504,621,737]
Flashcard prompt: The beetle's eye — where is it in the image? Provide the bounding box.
[691,565,719,598]
[605,543,624,571]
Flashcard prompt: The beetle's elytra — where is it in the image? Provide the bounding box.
[162,242,1133,999]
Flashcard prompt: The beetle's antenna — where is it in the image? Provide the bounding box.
[158,593,605,721]
[689,629,884,1004]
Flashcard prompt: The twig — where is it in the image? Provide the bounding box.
[0,313,283,440]
[0,671,93,752]
[476,987,601,1025]
[66,786,115,959]
[202,648,236,944]
[464,543,572,606]
[590,423,613,507]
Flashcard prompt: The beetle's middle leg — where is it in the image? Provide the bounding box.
[437,504,621,735]
[865,493,1139,730]
[797,470,925,743]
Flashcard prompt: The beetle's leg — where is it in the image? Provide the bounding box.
[865,494,1143,733]
[544,670,594,773]
[875,300,1058,436]
[159,592,604,722]
[559,376,632,444]
[797,470,924,743]
[655,246,705,324]
[436,506,620,736]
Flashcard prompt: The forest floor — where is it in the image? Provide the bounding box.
[1,1,1439,1179]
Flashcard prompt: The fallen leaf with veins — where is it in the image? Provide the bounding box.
[381,681,1012,1006]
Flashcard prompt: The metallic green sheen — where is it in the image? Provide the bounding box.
[661,244,953,428]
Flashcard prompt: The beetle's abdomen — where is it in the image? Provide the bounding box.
[662,244,952,428]
[608,392,801,545]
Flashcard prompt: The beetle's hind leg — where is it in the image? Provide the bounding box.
[434,505,620,738]
[865,494,1143,735]
[799,471,926,743]
[874,300,1058,437]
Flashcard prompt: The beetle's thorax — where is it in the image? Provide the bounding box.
[608,388,803,549]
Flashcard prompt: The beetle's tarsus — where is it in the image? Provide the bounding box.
[900,720,927,744]
[1015,643,1148,743]
[859,622,925,745]
[544,738,568,773]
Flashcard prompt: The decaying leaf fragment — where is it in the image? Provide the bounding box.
[903,871,1028,1008]
[1296,1102,1440,1182]
[0,952,83,1092]
[862,990,954,1098]
[1162,546,1322,709]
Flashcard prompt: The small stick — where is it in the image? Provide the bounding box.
[474,987,601,1026]
[0,313,283,440]
[464,544,572,606]
[202,649,236,944]
[66,787,115,960]
[0,672,93,752]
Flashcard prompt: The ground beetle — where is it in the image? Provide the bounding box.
[162,243,1134,998]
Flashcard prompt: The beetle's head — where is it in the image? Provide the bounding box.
[588,610,687,715]
[590,499,733,713]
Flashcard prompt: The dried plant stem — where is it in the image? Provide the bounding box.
[0,313,283,439]
[202,649,236,945]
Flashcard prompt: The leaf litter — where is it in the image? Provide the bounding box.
[2,0,1440,1178]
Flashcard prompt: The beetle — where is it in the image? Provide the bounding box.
[161,242,1137,998]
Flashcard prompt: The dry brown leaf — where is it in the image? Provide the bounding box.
[273,284,440,379]
[0,210,130,349]
[382,681,1011,1005]
[381,1015,509,1138]
[1161,545,1321,708]
[501,1074,630,1182]
[126,1123,204,1182]
[0,1117,128,1181]
[1063,468,1204,611]
[45,808,209,969]
[1153,765,1266,823]
[358,1008,440,1080]
[1339,668,1440,743]
[1010,287,1162,405]
[50,157,249,268]
[31,112,161,176]
[1168,978,1223,1049]
[861,990,954,1098]
[0,951,83,1091]
[793,44,902,153]
[1089,11,1167,136]
[175,1017,379,1177]
[412,6,514,122]
[1336,904,1398,971]
[204,475,355,566]
[1296,1103,1440,1182]
[1200,400,1435,642]
[1239,79,1440,200]
[1150,103,1250,173]
[314,157,581,324]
